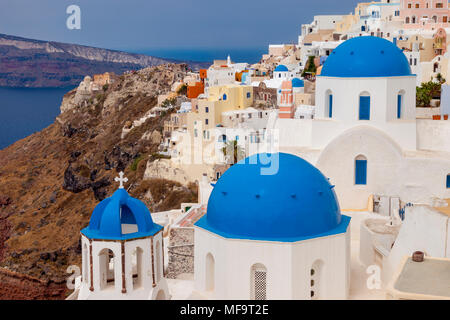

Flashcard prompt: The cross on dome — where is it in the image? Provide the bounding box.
[114,171,128,189]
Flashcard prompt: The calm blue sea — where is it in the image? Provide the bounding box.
[131,47,266,64]
[0,87,74,150]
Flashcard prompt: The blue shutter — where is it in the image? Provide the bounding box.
[447,174,450,188]
[355,160,367,185]
[329,95,333,118]
[359,96,370,120]
[397,95,402,119]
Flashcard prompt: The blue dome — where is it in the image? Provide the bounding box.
[81,188,162,240]
[321,36,412,78]
[195,153,350,242]
[274,65,288,72]
[292,78,305,87]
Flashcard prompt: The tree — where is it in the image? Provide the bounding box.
[301,56,317,77]
[221,140,245,164]
[416,80,442,107]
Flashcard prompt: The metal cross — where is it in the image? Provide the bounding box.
[114,171,128,189]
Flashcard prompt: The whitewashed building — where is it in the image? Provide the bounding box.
[272,36,450,209]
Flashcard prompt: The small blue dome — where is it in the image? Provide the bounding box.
[82,188,162,240]
[195,153,350,242]
[321,36,412,78]
[292,78,305,87]
[274,65,288,72]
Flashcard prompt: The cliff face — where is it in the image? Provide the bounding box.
[0,33,209,88]
[0,64,198,299]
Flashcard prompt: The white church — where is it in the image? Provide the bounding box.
[273,36,450,209]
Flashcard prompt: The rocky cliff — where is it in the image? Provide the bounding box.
[0,64,198,299]
[0,33,209,87]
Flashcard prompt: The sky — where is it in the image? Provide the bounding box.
[0,0,361,51]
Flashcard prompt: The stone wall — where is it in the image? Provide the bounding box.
[0,268,67,300]
[166,228,194,279]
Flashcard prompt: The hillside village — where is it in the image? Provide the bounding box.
[0,0,450,300]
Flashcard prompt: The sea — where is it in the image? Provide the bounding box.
[0,48,265,150]
[0,87,75,150]
[133,47,266,65]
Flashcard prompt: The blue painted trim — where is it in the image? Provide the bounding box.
[195,215,351,243]
[81,224,163,241]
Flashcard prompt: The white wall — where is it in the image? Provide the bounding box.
[417,119,450,152]
[194,227,350,300]
[315,76,417,150]
[382,205,450,283]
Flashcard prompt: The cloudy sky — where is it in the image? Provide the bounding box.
[0,0,360,50]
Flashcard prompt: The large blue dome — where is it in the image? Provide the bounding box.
[321,36,412,78]
[82,188,162,240]
[195,153,350,242]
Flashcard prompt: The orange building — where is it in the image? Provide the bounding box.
[187,69,207,99]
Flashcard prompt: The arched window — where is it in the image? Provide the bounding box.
[83,244,88,283]
[432,15,438,23]
[310,260,324,300]
[355,155,368,185]
[98,248,115,290]
[218,134,227,143]
[325,90,333,118]
[251,263,267,300]
[359,92,371,120]
[397,90,405,119]
[205,253,215,291]
[223,94,227,101]
[405,17,410,24]
[156,240,162,282]
[412,16,416,24]
[446,174,450,188]
[132,247,144,289]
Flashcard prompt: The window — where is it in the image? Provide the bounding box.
[355,155,367,185]
[325,90,333,118]
[408,3,412,8]
[436,3,443,8]
[205,253,215,291]
[251,264,267,300]
[247,92,251,98]
[223,94,227,100]
[359,94,371,120]
[447,174,450,188]
[415,3,419,8]
[194,129,198,138]
[406,17,410,24]
[444,16,448,23]
[205,107,209,113]
[310,260,324,300]
[98,248,115,290]
[132,247,143,289]
[205,119,209,125]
